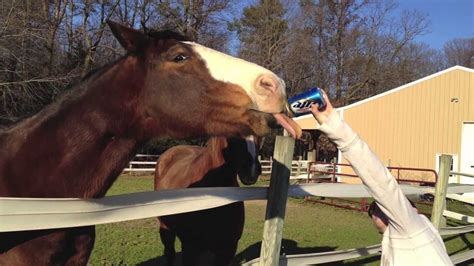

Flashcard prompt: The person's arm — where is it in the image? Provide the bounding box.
[312,94,426,236]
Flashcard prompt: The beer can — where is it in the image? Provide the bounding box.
[287,87,326,117]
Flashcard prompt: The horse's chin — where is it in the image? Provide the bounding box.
[239,175,259,186]
[246,110,271,137]
[247,110,302,139]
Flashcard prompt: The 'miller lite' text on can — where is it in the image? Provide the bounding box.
[287,87,326,117]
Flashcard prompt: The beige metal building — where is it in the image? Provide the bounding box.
[295,66,474,185]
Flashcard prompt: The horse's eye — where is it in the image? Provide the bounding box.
[173,54,189,63]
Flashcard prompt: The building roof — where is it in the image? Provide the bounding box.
[294,65,474,125]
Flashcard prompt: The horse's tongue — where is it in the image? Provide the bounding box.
[273,113,302,139]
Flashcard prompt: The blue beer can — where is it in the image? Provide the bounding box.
[287,87,326,117]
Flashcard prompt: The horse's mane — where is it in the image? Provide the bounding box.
[145,29,191,42]
[205,137,228,165]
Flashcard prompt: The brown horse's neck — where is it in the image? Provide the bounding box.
[182,138,227,186]
[0,56,148,198]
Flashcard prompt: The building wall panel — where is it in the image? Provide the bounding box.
[338,68,473,183]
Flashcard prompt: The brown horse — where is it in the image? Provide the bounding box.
[155,136,261,266]
[0,21,301,265]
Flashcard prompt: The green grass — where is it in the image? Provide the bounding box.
[88,175,473,265]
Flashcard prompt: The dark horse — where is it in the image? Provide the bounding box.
[0,21,301,265]
[155,136,261,266]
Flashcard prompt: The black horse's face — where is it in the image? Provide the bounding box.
[224,136,261,185]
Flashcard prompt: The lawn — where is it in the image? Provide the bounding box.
[89,175,473,265]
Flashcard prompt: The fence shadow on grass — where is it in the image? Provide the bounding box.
[331,254,381,265]
[233,238,336,265]
[137,252,182,266]
[137,239,383,265]
[445,233,473,257]
[138,251,231,266]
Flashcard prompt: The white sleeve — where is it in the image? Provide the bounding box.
[317,112,427,236]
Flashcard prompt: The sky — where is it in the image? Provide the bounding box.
[396,0,473,49]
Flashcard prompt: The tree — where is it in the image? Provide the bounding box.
[0,0,73,125]
[77,0,120,76]
[0,0,466,157]
[150,0,232,50]
[230,0,288,72]
[293,0,434,105]
[280,24,319,96]
[276,0,438,160]
[443,37,474,68]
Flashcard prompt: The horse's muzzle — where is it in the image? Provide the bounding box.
[239,161,261,186]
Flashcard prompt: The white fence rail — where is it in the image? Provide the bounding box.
[443,171,474,223]
[259,159,311,178]
[123,154,159,173]
[2,154,472,265]
[124,155,314,178]
[1,183,472,264]
[451,172,474,178]
[243,224,474,266]
[2,183,459,232]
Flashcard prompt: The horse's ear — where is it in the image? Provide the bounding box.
[107,20,146,53]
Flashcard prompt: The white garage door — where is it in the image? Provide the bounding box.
[459,122,474,197]
[460,123,474,178]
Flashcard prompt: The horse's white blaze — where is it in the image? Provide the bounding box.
[245,135,257,162]
[184,41,287,112]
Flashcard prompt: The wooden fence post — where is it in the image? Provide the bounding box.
[259,136,295,266]
[431,154,452,229]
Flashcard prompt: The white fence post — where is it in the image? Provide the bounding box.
[431,154,451,229]
[259,136,295,266]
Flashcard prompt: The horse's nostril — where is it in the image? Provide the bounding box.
[261,80,273,89]
[258,75,278,94]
